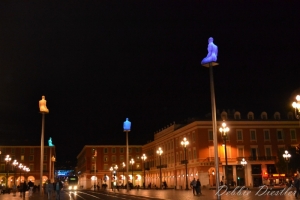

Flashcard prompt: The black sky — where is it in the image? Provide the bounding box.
[0,1,300,167]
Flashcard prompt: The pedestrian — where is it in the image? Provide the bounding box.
[28,180,34,197]
[22,181,27,199]
[55,179,63,200]
[190,178,197,195]
[46,180,53,200]
[196,179,202,195]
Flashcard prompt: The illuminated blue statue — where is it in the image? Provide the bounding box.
[201,37,218,65]
[48,137,54,146]
[123,118,131,131]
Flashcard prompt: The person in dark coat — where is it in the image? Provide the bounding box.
[196,179,202,195]
[22,181,27,199]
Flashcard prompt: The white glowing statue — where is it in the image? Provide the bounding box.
[39,95,49,113]
[201,37,218,65]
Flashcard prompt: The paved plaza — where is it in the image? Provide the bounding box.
[0,186,298,200]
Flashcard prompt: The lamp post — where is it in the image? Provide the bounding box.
[283,150,291,181]
[141,154,147,189]
[241,158,247,187]
[114,165,118,189]
[39,95,49,194]
[292,95,300,119]
[156,147,163,189]
[122,162,125,187]
[123,118,131,192]
[18,163,23,197]
[130,158,135,187]
[110,166,113,191]
[180,137,189,190]
[5,155,11,189]
[12,160,18,196]
[51,156,56,182]
[219,122,229,187]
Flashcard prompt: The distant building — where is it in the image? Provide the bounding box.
[0,145,56,187]
[76,145,142,189]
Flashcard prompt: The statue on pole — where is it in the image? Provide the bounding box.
[201,37,218,65]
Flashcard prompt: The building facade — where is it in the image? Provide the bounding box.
[0,145,56,187]
[142,110,300,189]
[76,145,143,189]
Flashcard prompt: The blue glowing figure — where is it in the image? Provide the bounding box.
[123,118,131,131]
[48,137,54,146]
[201,37,218,65]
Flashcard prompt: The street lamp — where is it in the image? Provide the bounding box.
[109,166,114,191]
[5,155,11,189]
[292,95,300,119]
[181,137,189,190]
[39,95,49,194]
[123,118,131,192]
[12,160,18,196]
[130,158,135,187]
[241,158,247,187]
[18,163,23,197]
[114,165,118,188]
[219,122,229,187]
[51,156,56,182]
[156,147,163,189]
[122,162,125,187]
[283,150,291,181]
[141,154,147,188]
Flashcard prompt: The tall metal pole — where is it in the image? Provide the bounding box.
[159,156,162,189]
[209,63,220,199]
[126,131,129,191]
[143,162,146,188]
[40,113,45,194]
[184,147,188,190]
[224,139,228,187]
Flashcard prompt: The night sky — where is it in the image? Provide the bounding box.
[0,1,299,167]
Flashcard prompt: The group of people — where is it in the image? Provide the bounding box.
[190,178,202,195]
[45,179,63,200]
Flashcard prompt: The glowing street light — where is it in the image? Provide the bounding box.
[156,147,163,189]
[5,155,11,188]
[130,158,135,187]
[219,122,229,187]
[241,158,247,186]
[292,95,300,119]
[283,150,291,180]
[181,137,189,190]
[123,118,131,191]
[141,154,147,188]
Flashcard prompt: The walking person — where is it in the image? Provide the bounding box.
[22,181,27,199]
[295,176,300,198]
[55,179,63,200]
[46,180,53,200]
[28,180,34,197]
[190,178,197,195]
[196,179,202,195]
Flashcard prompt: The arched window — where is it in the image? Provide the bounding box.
[247,112,254,120]
[234,111,241,120]
[261,112,268,120]
[274,112,280,120]
[221,111,227,120]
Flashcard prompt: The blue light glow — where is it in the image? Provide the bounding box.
[201,37,218,64]
[123,118,131,131]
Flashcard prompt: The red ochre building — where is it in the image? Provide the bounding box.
[77,110,300,189]
[0,145,56,187]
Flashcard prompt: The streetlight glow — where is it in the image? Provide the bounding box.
[141,154,147,188]
[181,137,189,190]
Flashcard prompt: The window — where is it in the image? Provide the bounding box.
[44,148,47,154]
[136,163,140,169]
[264,130,270,141]
[250,130,256,141]
[192,132,196,142]
[120,148,124,153]
[261,112,268,120]
[21,148,25,154]
[104,156,108,162]
[112,148,116,154]
[1,164,4,171]
[208,130,213,141]
[129,148,132,153]
[193,149,197,159]
[112,155,116,162]
[29,155,34,161]
[277,130,284,140]
[104,164,108,170]
[176,138,179,148]
[237,146,244,157]
[43,164,47,171]
[21,155,24,161]
[236,130,243,141]
[265,146,272,159]
[290,129,296,140]
[247,112,254,120]
[176,153,179,163]
[30,148,34,154]
[11,148,15,154]
[274,112,280,120]
[180,152,183,161]
[250,147,258,160]
[103,148,108,154]
[136,148,140,153]
[234,112,241,120]
[188,150,192,160]
[29,164,34,171]
[120,155,124,162]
